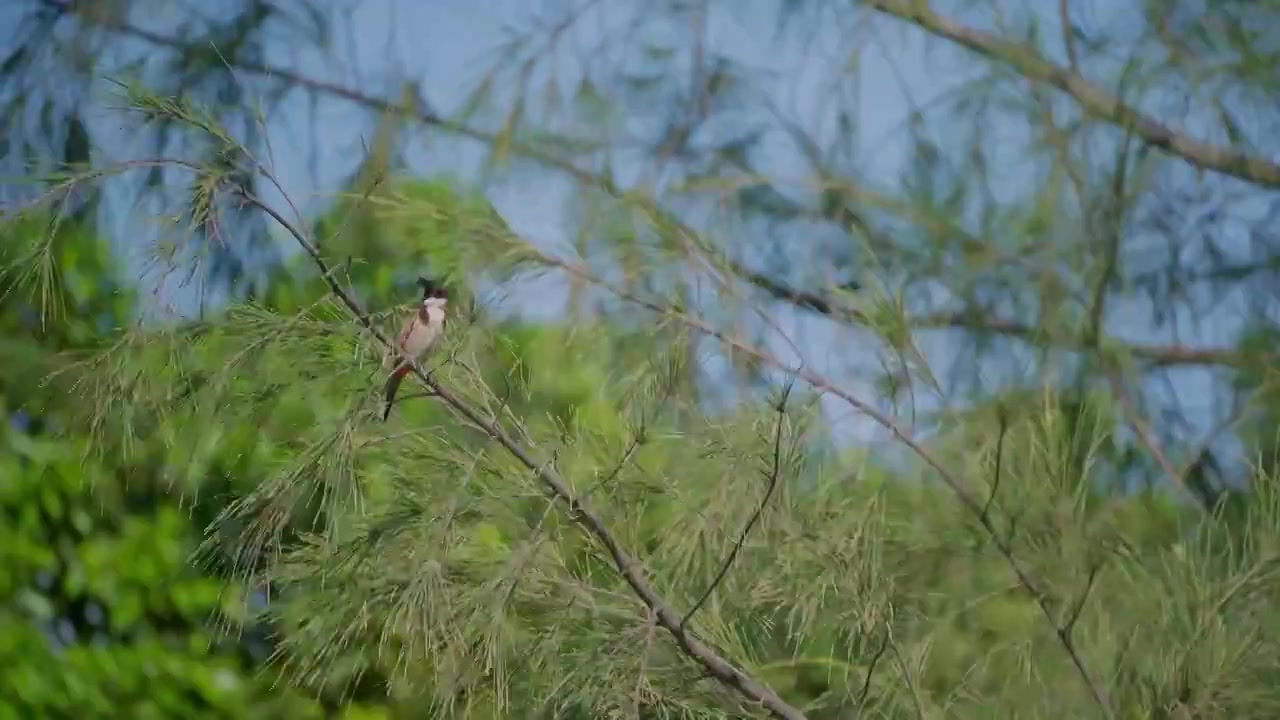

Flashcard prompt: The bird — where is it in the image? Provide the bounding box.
[382,277,449,421]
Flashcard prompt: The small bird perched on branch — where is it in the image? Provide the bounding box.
[382,277,449,421]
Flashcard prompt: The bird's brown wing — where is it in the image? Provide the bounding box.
[383,314,420,371]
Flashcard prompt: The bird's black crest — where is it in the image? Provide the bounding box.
[417,276,449,300]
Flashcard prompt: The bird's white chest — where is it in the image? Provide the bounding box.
[404,307,444,356]
[385,305,445,369]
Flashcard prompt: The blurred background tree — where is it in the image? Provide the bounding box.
[0,214,367,718]
[3,0,1280,717]
[4,0,1278,497]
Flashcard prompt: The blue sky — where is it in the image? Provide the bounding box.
[7,0,1263,461]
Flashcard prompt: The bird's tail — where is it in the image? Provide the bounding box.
[382,364,411,421]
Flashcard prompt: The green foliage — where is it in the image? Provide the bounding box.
[3,0,1280,716]
[23,174,1277,719]
[0,424,325,719]
[9,63,1280,715]
[0,216,399,718]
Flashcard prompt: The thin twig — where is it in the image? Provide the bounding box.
[681,379,795,631]
[586,431,643,498]
[1063,563,1101,636]
[1059,0,1080,74]
[884,624,925,720]
[857,628,891,708]
[631,610,660,719]
[1104,366,1183,491]
[1174,388,1257,499]
[390,390,439,404]
[982,412,1008,523]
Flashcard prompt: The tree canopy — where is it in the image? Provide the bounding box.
[4,1,1280,718]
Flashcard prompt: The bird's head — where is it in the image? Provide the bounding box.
[417,276,449,310]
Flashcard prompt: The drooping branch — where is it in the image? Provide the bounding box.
[723,260,1266,369]
[864,0,1280,187]
[526,249,1117,715]
[71,2,1280,190]
[224,184,811,720]
[73,11,1267,374]
[68,7,604,184]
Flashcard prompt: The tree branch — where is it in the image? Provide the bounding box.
[1104,365,1183,493]
[76,11,1268,375]
[1058,0,1080,75]
[529,250,1116,716]
[865,0,1280,187]
[226,185,810,720]
[724,261,1266,369]
[70,7,607,186]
